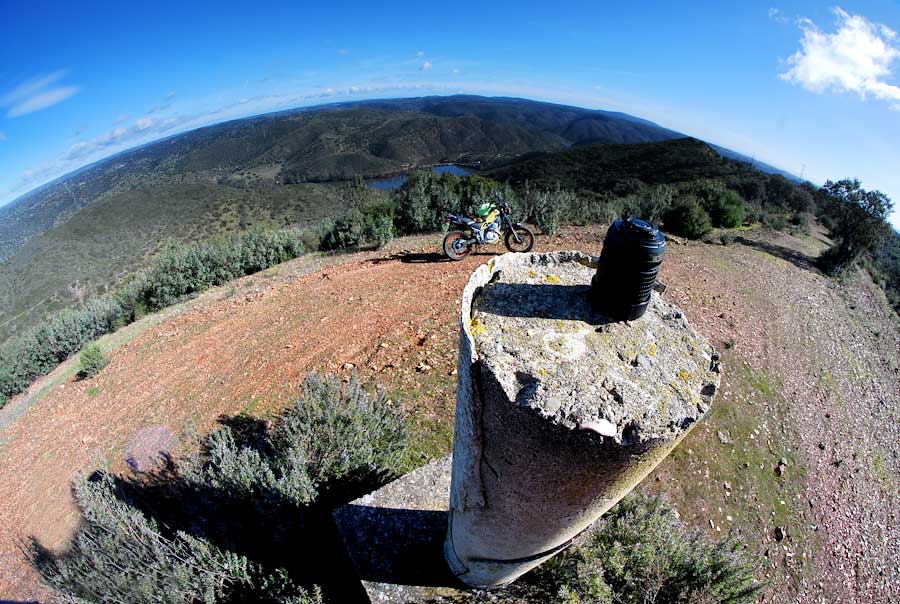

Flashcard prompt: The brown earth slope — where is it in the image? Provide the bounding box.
[0,226,898,603]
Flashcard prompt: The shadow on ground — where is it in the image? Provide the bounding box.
[734,236,821,273]
[30,414,385,603]
[368,250,498,265]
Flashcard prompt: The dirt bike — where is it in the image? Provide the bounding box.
[442,201,535,261]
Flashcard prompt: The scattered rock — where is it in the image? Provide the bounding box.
[415,362,432,373]
[579,419,617,437]
[633,354,652,369]
[342,362,355,370]
[775,457,788,476]
[717,430,732,445]
[774,526,786,542]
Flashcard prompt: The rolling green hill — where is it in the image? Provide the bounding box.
[0,95,692,339]
[485,137,756,194]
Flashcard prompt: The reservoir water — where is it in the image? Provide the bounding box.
[369,164,471,190]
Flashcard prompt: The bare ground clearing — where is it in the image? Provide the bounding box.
[1,226,897,603]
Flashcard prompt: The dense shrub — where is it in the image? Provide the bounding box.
[816,178,895,275]
[32,373,406,603]
[679,180,746,228]
[320,203,395,251]
[706,189,746,228]
[522,186,572,234]
[546,493,761,604]
[663,202,712,239]
[0,297,125,406]
[78,344,108,379]
[0,227,308,409]
[31,472,322,604]
[393,172,515,234]
[620,184,676,224]
[394,171,461,234]
[189,373,408,505]
[142,228,305,310]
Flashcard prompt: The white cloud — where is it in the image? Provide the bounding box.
[768,8,788,24]
[166,91,177,99]
[780,7,900,107]
[452,68,461,75]
[1,71,80,117]
[115,114,129,123]
[338,48,350,55]
[416,50,425,57]
[420,60,433,71]
[135,117,154,130]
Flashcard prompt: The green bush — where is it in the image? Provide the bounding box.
[0,227,308,409]
[31,472,321,604]
[522,186,575,235]
[546,493,761,604]
[706,189,746,228]
[32,372,406,603]
[679,181,746,228]
[78,344,108,379]
[760,210,789,232]
[394,171,461,234]
[816,178,895,275]
[189,373,407,505]
[663,202,712,239]
[0,297,125,406]
[621,184,676,224]
[393,172,515,235]
[142,228,305,310]
[320,204,396,251]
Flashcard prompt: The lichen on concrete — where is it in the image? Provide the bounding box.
[468,251,719,445]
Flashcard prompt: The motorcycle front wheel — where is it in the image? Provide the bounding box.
[504,224,535,253]
[443,230,472,261]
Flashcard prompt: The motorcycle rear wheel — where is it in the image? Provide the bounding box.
[504,225,535,253]
[443,231,472,261]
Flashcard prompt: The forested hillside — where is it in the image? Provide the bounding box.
[0,96,688,339]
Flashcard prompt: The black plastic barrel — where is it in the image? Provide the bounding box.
[590,217,666,321]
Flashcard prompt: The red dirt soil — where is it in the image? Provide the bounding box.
[1,227,898,603]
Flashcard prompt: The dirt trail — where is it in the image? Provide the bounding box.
[1,227,898,603]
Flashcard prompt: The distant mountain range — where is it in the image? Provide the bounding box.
[0,95,799,339]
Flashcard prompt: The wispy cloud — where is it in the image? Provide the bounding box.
[338,48,350,55]
[1,70,80,117]
[420,60,433,71]
[768,8,789,24]
[452,68,461,75]
[0,131,6,142]
[416,50,425,58]
[780,7,900,108]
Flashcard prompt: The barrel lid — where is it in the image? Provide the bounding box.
[625,217,658,237]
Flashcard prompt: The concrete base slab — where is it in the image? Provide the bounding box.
[333,455,473,603]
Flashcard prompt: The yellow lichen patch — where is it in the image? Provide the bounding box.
[677,369,691,381]
[488,258,496,272]
[528,269,537,278]
[545,274,562,284]
[469,317,487,336]
[648,343,658,357]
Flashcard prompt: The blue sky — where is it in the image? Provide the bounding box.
[2,1,899,228]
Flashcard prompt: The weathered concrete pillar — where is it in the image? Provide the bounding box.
[444,251,720,589]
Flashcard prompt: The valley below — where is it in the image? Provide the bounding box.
[0,225,897,603]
